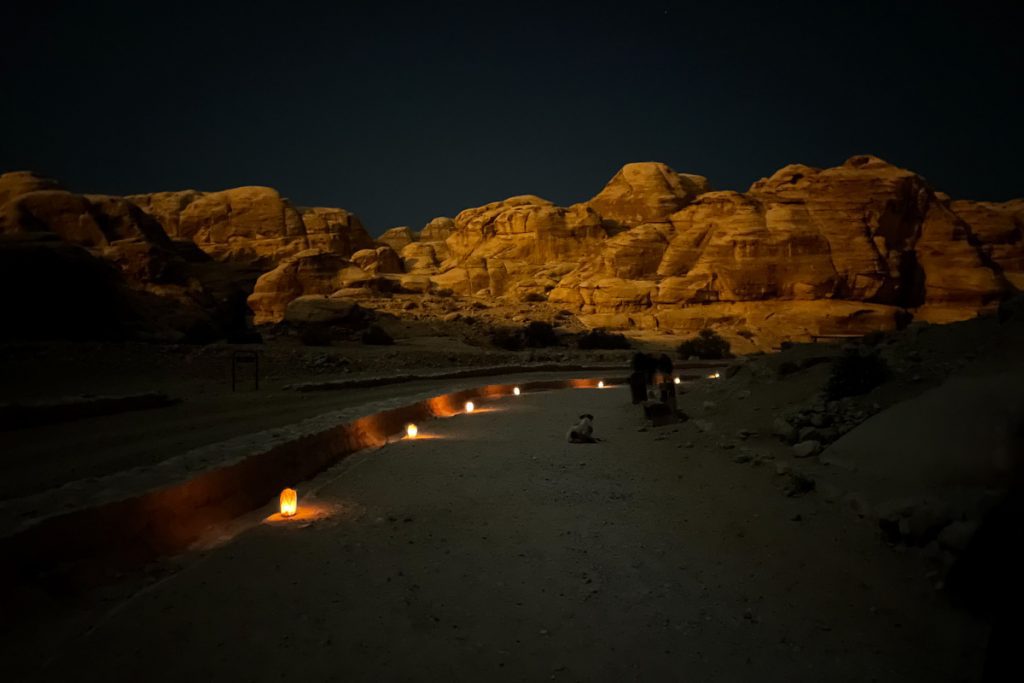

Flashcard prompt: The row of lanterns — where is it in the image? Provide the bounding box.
[280,383,542,517]
[277,374,702,518]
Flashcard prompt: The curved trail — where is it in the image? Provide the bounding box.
[37,385,984,682]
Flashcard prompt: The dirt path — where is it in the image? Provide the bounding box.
[1,369,618,500]
[32,385,985,682]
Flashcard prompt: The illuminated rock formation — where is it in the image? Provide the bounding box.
[2,156,1019,347]
[0,172,248,341]
[247,250,367,325]
[128,187,373,268]
[586,161,707,229]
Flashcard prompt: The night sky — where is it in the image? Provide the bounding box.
[2,1,1021,234]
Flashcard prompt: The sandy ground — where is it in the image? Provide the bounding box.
[21,385,986,682]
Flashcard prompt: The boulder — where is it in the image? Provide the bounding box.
[401,242,442,273]
[377,226,417,252]
[772,417,798,443]
[247,250,366,324]
[283,295,366,326]
[299,207,375,256]
[351,245,403,274]
[792,440,822,458]
[419,216,456,242]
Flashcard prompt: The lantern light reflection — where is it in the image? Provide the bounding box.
[513,386,521,396]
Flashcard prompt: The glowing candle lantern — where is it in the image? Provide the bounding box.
[279,488,298,517]
[598,381,605,389]
[406,423,418,439]
[674,377,681,385]
[513,386,521,396]
[465,400,475,413]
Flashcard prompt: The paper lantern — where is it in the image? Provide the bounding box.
[673,377,681,385]
[513,386,521,396]
[598,381,605,389]
[465,400,475,413]
[280,488,297,517]
[406,423,418,439]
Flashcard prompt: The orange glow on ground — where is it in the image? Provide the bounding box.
[460,406,502,415]
[264,501,338,525]
[401,431,445,440]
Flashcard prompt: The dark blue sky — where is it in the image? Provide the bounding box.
[2,1,1021,234]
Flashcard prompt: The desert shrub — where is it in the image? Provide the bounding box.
[361,324,394,346]
[299,325,332,346]
[523,321,559,347]
[578,328,631,350]
[677,329,732,360]
[490,328,524,351]
[824,349,888,400]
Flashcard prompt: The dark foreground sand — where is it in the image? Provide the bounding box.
[25,384,985,682]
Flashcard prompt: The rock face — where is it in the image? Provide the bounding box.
[948,199,1024,290]
[247,250,368,325]
[125,190,204,239]
[299,207,375,256]
[3,157,1019,346]
[1,182,178,286]
[0,171,61,206]
[0,172,250,341]
[419,216,456,242]
[377,226,417,253]
[174,187,309,266]
[434,195,606,298]
[587,162,706,229]
[128,187,372,268]
[542,156,1013,346]
[351,245,403,274]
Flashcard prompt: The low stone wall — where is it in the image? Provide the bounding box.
[286,362,624,392]
[0,377,618,592]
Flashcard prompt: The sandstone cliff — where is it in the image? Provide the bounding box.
[0,173,249,341]
[3,156,1019,348]
[127,187,374,268]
